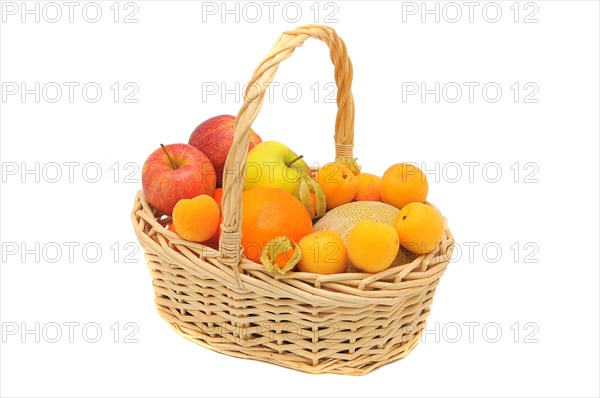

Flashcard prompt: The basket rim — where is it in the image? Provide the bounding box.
[132,190,454,304]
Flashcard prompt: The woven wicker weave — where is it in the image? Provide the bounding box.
[131,24,454,376]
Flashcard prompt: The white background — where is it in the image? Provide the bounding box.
[1,1,599,397]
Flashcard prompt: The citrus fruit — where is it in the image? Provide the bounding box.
[213,187,223,209]
[241,188,312,263]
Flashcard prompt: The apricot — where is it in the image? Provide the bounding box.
[315,163,359,210]
[202,219,222,250]
[394,202,444,254]
[381,163,428,209]
[354,173,382,202]
[172,194,220,242]
[347,220,399,273]
[298,231,347,274]
[166,220,220,252]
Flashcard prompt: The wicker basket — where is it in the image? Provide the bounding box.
[131,24,454,376]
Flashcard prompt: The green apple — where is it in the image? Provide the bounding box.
[244,141,309,196]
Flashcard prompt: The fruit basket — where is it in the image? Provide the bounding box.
[131,24,454,376]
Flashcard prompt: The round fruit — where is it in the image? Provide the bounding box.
[260,236,301,274]
[189,115,262,187]
[298,176,326,219]
[298,231,347,274]
[244,141,309,195]
[354,173,382,202]
[142,143,216,215]
[347,220,399,273]
[172,194,220,242]
[313,201,399,243]
[163,223,179,246]
[274,247,296,269]
[309,192,317,215]
[314,162,359,210]
[213,187,223,209]
[166,220,220,250]
[202,218,222,251]
[394,202,444,254]
[241,188,313,263]
[381,163,428,210]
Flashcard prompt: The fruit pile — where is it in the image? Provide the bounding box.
[142,115,445,275]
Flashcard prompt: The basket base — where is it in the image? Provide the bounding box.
[163,312,425,376]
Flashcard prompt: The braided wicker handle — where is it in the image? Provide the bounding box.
[219,25,355,278]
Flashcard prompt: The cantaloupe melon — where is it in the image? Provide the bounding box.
[313,201,418,271]
[313,201,399,242]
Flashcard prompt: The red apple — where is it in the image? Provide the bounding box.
[142,143,216,215]
[189,115,262,187]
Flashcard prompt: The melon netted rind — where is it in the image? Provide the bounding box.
[313,201,399,242]
[313,201,419,272]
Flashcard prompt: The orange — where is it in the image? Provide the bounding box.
[213,187,223,208]
[347,220,399,273]
[167,223,178,234]
[394,202,444,254]
[241,188,313,263]
[164,223,179,246]
[314,162,359,210]
[354,173,382,202]
[298,231,347,274]
[172,194,220,242]
[381,163,428,209]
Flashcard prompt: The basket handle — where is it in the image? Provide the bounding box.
[219,24,355,282]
